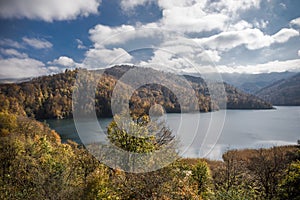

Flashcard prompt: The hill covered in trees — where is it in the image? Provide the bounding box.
[0,65,272,119]
[256,73,300,105]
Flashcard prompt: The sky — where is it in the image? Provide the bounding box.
[0,0,300,79]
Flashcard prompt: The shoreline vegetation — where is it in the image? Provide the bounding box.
[1,111,300,199]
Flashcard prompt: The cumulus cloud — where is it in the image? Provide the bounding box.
[47,66,61,73]
[216,59,300,74]
[0,57,48,79]
[290,17,300,27]
[0,0,101,22]
[272,28,299,43]
[48,56,76,67]
[83,48,133,68]
[22,37,53,49]
[86,20,299,74]
[195,28,299,51]
[208,0,261,15]
[161,4,228,33]
[198,50,221,63]
[119,0,262,34]
[89,24,136,47]
[89,23,161,48]
[228,20,253,31]
[83,0,298,74]
[195,28,272,51]
[140,48,194,73]
[0,48,28,58]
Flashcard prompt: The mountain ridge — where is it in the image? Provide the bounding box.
[256,73,300,106]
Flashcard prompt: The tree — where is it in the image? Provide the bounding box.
[0,111,17,136]
[106,114,177,172]
[106,114,201,199]
[191,161,213,197]
[247,148,287,199]
[279,160,300,200]
[0,112,112,200]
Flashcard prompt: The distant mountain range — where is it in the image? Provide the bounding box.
[0,77,33,84]
[255,73,300,106]
[0,65,272,119]
[220,71,297,94]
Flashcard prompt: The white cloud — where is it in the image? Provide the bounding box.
[208,0,261,15]
[118,0,261,34]
[22,37,53,49]
[253,20,269,29]
[82,0,298,75]
[161,4,229,33]
[0,38,23,49]
[216,59,300,74]
[0,0,101,22]
[76,39,87,49]
[140,48,193,73]
[298,50,300,57]
[228,20,253,31]
[88,23,163,50]
[89,24,135,47]
[157,0,261,13]
[47,66,61,73]
[0,48,28,58]
[272,28,299,43]
[0,57,48,79]
[290,17,300,27]
[279,2,286,9]
[157,0,200,9]
[49,56,76,67]
[120,0,154,11]
[195,28,299,51]
[195,28,273,51]
[83,48,133,68]
[198,50,221,63]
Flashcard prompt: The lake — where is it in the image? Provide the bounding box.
[47,106,300,160]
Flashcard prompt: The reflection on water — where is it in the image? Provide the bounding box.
[47,106,300,160]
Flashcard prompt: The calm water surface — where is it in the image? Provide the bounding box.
[47,106,300,160]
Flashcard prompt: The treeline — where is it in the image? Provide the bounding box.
[209,146,300,199]
[0,65,272,119]
[1,111,299,199]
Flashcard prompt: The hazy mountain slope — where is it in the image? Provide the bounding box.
[0,65,272,119]
[220,72,297,94]
[256,73,300,105]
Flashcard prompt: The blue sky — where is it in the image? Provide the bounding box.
[0,0,300,79]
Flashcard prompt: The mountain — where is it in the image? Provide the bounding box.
[0,65,272,119]
[220,71,297,94]
[256,73,300,106]
[0,77,33,84]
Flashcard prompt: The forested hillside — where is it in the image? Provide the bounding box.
[0,65,272,119]
[256,73,300,105]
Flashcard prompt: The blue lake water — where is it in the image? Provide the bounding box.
[47,106,300,160]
